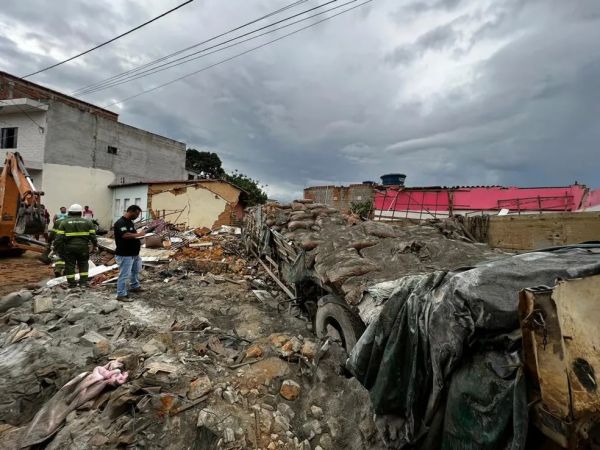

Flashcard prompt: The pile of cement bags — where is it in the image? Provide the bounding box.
[258,201,500,305]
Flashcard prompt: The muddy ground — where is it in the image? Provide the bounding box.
[0,254,383,449]
[0,252,52,296]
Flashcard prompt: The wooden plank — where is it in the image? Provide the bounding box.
[254,252,295,299]
[265,255,278,267]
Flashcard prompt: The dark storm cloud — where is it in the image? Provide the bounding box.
[402,0,462,15]
[386,21,458,66]
[1,0,599,199]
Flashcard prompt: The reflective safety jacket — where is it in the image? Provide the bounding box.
[55,215,97,251]
[48,217,65,244]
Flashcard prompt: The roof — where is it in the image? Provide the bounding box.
[0,71,118,120]
[108,178,249,196]
[375,184,586,191]
[110,179,251,204]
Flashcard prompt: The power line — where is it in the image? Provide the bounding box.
[21,0,196,79]
[76,0,349,96]
[72,0,314,96]
[103,0,373,108]
[76,0,338,96]
[72,0,309,95]
[0,99,45,132]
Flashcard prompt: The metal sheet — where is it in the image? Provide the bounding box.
[519,287,571,418]
[553,275,600,418]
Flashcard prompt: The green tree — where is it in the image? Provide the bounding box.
[350,200,373,219]
[225,170,268,207]
[185,149,225,178]
[185,149,268,206]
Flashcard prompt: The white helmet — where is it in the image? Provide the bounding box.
[68,203,83,213]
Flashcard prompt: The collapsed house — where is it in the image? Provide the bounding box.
[110,180,247,230]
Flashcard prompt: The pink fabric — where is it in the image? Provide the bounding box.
[21,361,129,447]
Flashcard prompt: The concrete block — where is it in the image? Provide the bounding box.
[33,297,53,314]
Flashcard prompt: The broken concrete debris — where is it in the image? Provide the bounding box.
[0,290,33,313]
[142,337,167,355]
[0,218,381,450]
[65,307,86,323]
[188,375,212,400]
[280,379,301,401]
[32,296,53,314]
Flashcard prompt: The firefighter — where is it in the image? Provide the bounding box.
[46,215,66,277]
[54,204,98,288]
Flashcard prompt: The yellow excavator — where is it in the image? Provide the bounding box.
[0,151,50,259]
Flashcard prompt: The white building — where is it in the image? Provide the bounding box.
[0,71,187,227]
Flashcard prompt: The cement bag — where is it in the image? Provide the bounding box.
[144,234,164,248]
[288,220,314,231]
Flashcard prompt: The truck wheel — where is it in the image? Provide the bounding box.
[315,302,365,353]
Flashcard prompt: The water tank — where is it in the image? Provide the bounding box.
[362,181,376,185]
[380,173,406,186]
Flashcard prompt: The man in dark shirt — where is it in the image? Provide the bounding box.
[113,205,146,301]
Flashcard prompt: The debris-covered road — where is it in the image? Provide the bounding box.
[0,233,383,449]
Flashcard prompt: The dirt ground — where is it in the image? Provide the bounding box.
[0,252,53,296]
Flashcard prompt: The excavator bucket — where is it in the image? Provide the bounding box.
[14,203,46,235]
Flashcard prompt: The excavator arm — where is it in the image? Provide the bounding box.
[0,152,48,255]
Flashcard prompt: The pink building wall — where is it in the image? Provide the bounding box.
[374,185,590,216]
[582,188,600,210]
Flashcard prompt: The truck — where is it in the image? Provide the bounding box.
[244,200,600,449]
[0,151,49,257]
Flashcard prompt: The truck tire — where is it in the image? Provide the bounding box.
[315,302,366,353]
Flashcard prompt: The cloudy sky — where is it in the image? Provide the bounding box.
[1,0,599,199]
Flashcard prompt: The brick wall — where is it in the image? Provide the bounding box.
[0,71,117,121]
[304,184,375,212]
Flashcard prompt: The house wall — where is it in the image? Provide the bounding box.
[304,184,374,212]
[111,185,149,223]
[43,101,186,183]
[581,188,600,211]
[374,185,590,218]
[0,71,117,121]
[0,110,47,184]
[41,163,114,228]
[0,74,189,232]
[149,184,229,229]
[144,181,242,205]
[196,180,242,204]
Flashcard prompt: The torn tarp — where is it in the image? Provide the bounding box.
[347,246,600,450]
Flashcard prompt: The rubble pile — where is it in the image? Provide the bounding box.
[0,231,382,449]
[65,225,249,288]
[253,200,501,304]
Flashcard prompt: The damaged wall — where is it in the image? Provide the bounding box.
[148,182,241,229]
[304,184,375,213]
